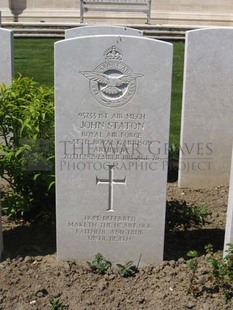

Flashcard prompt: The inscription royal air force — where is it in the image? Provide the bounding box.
[80,46,143,107]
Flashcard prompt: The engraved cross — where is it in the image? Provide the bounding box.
[96,165,126,212]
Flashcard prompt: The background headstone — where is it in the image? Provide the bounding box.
[55,35,172,265]
[0,194,3,260]
[0,29,14,190]
[224,144,233,255]
[0,28,14,187]
[65,25,143,39]
[179,28,233,188]
[0,28,14,85]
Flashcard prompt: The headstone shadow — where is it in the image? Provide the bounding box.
[2,222,56,259]
[164,199,225,260]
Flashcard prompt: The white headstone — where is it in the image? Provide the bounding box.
[0,195,3,261]
[55,35,172,265]
[0,28,14,85]
[224,144,233,255]
[179,28,233,188]
[0,29,13,179]
[65,25,143,39]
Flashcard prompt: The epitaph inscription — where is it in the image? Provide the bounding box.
[68,215,152,242]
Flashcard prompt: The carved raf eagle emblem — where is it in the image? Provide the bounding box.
[80,45,144,108]
[80,71,143,96]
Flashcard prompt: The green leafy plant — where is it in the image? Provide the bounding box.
[204,243,214,255]
[187,250,200,297]
[116,261,138,277]
[186,244,233,302]
[167,202,209,230]
[0,75,55,221]
[87,253,112,275]
[206,243,233,302]
[185,204,209,227]
[50,299,67,310]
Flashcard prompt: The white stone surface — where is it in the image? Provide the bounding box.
[224,145,233,255]
[0,195,3,261]
[0,28,14,86]
[2,0,233,12]
[65,25,143,39]
[3,0,233,25]
[55,35,172,265]
[179,28,233,188]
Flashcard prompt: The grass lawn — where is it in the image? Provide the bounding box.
[14,38,184,145]
[14,38,57,87]
[170,42,184,145]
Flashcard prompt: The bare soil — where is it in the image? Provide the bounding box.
[0,182,232,310]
